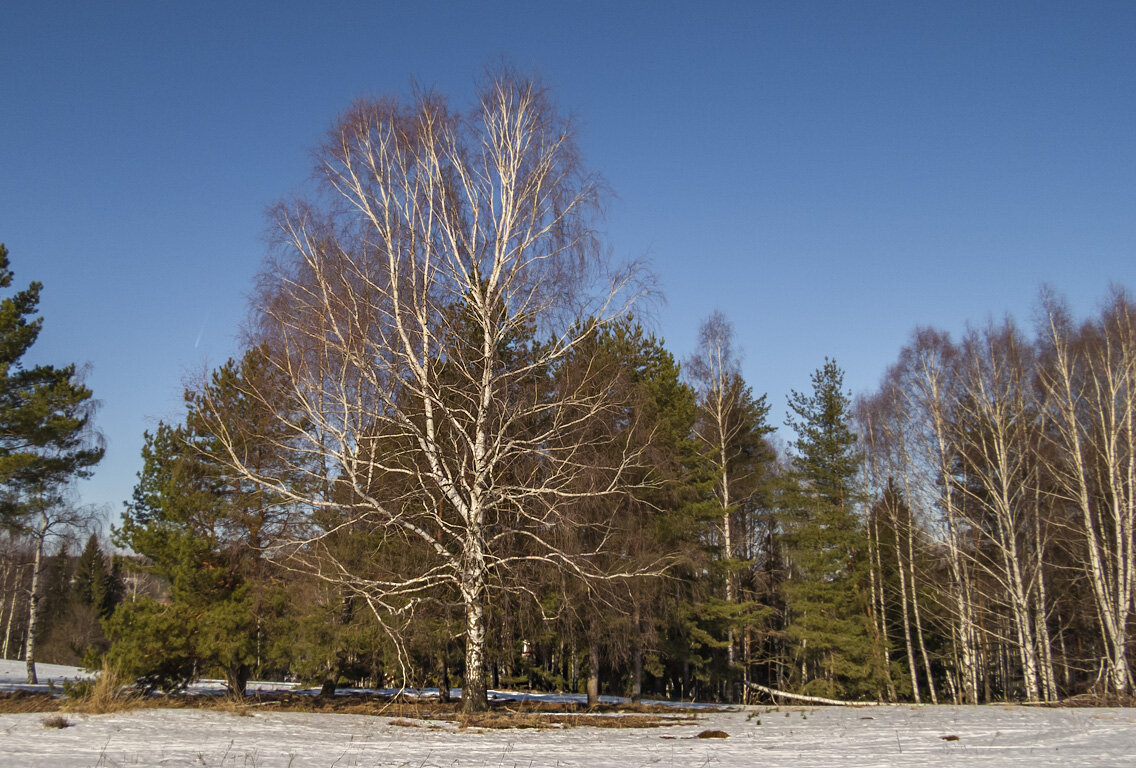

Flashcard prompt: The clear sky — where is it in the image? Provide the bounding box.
[4,1,1134,524]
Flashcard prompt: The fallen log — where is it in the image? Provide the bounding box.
[743,681,881,707]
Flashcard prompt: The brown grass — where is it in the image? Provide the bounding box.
[0,677,705,731]
[0,691,60,714]
[41,714,72,729]
[169,691,701,730]
[61,662,148,715]
[1047,692,1136,708]
[388,718,422,728]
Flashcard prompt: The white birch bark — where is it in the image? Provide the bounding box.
[23,511,47,685]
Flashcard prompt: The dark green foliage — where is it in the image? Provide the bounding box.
[102,599,198,693]
[109,349,291,695]
[0,244,103,523]
[785,358,861,507]
[19,535,124,667]
[73,534,122,620]
[782,358,885,699]
[0,244,102,684]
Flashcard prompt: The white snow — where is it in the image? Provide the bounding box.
[3,660,1135,767]
[0,660,94,692]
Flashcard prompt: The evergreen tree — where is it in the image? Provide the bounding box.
[785,359,861,507]
[109,348,291,695]
[782,358,884,699]
[686,311,778,701]
[34,541,75,651]
[0,244,103,682]
[73,533,121,620]
[549,319,711,704]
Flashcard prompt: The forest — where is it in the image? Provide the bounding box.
[2,72,1135,713]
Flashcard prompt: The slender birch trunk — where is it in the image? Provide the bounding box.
[0,560,11,661]
[869,509,896,700]
[24,512,48,685]
[891,508,920,702]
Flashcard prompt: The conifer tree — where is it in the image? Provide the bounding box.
[783,358,884,699]
[110,348,291,695]
[73,533,120,620]
[0,244,103,683]
[686,312,776,700]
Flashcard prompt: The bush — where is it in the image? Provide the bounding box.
[102,599,197,693]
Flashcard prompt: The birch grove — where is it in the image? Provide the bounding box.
[1037,290,1136,695]
[860,291,1136,701]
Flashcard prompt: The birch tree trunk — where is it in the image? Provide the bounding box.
[920,341,980,704]
[1,562,24,660]
[23,512,47,685]
[891,507,920,703]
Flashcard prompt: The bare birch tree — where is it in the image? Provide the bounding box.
[886,329,982,702]
[200,71,647,712]
[687,312,743,673]
[950,321,1050,702]
[1037,289,1136,695]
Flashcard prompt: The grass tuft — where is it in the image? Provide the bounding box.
[62,661,147,715]
[215,693,255,717]
[41,714,71,729]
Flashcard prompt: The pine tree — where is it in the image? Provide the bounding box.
[686,312,778,701]
[782,358,884,699]
[73,533,120,620]
[110,348,290,695]
[0,244,103,683]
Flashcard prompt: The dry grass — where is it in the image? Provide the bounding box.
[388,718,422,728]
[212,692,256,717]
[1,674,705,731]
[1048,692,1136,708]
[170,691,702,730]
[0,691,61,714]
[41,714,71,729]
[61,662,148,715]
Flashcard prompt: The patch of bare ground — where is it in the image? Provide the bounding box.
[174,692,705,729]
[453,711,696,730]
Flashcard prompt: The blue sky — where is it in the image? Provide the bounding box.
[4,1,1134,522]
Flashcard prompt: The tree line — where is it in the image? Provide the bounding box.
[2,71,1133,709]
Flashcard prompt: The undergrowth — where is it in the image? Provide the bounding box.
[61,661,147,715]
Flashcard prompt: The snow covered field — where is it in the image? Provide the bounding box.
[3,661,1136,767]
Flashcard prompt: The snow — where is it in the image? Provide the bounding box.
[0,660,94,692]
[3,661,1136,767]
